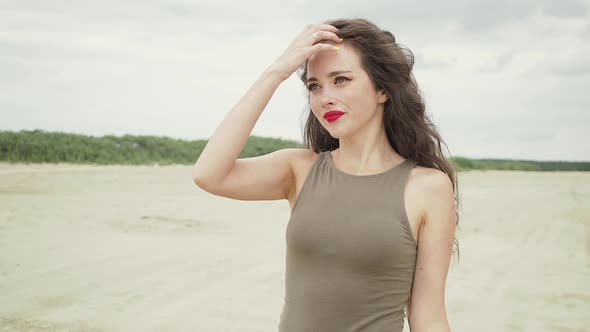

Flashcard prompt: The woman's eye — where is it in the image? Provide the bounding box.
[307,77,349,91]
[335,76,349,84]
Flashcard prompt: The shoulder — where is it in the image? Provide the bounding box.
[406,165,455,219]
[282,148,322,180]
[281,148,320,162]
[268,148,317,164]
[407,165,454,197]
[283,148,322,201]
[283,148,320,168]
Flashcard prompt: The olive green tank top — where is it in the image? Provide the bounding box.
[279,150,418,332]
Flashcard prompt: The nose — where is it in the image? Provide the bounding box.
[318,88,336,109]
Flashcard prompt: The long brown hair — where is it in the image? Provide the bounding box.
[297,18,461,312]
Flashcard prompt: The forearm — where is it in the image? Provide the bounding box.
[192,69,285,185]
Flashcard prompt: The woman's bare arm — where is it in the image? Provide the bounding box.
[192,24,341,201]
[192,69,285,187]
[407,169,456,332]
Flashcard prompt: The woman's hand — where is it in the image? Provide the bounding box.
[265,24,343,81]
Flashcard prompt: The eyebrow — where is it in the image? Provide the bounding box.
[306,70,353,83]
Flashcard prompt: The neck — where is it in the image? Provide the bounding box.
[332,125,404,173]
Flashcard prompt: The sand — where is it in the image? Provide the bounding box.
[0,163,588,331]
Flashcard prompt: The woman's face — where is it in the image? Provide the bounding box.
[306,42,388,139]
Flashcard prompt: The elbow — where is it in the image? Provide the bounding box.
[192,167,208,189]
[192,158,234,190]
[192,158,211,188]
[192,167,222,192]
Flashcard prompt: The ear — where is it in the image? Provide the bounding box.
[378,89,389,103]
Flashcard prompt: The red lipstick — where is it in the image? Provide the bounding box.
[323,110,345,123]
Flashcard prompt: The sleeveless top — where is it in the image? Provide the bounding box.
[279,150,418,332]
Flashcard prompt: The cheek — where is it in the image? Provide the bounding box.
[309,96,322,112]
[309,97,320,112]
[309,101,322,119]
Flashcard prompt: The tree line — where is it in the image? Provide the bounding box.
[1,130,588,171]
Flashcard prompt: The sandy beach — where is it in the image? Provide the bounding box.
[0,163,588,332]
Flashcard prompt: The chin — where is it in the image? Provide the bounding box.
[324,128,346,140]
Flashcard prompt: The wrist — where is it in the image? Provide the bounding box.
[261,67,290,83]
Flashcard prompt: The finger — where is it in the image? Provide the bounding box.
[308,42,340,55]
[310,30,343,45]
[301,23,315,34]
[305,23,339,37]
[314,23,340,33]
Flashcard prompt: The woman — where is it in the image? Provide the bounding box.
[193,18,459,332]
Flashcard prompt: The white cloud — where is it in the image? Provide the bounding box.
[0,0,589,160]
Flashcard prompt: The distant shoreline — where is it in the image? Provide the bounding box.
[1,129,588,171]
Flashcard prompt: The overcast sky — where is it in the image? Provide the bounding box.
[1,0,589,161]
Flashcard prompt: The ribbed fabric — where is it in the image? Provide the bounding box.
[279,150,418,332]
